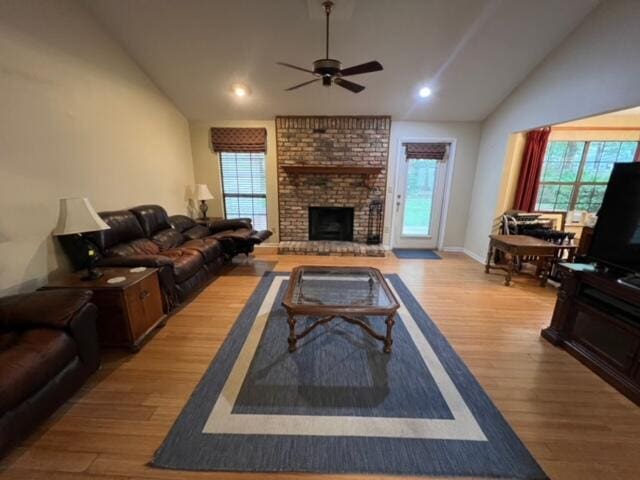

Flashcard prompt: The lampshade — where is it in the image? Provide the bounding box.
[53,197,110,236]
[195,184,214,201]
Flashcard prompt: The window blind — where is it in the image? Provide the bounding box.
[220,152,267,230]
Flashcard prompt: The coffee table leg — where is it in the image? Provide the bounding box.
[383,314,395,353]
[287,314,297,353]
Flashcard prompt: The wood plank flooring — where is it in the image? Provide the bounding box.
[1,252,639,480]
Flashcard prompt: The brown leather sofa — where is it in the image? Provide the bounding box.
[82,204,271,310]
[86,206,223,307]
[0,289,100,457]
[170,215,272,257]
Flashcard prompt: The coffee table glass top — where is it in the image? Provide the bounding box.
[287,266,397,310]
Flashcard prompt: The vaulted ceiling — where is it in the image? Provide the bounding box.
[87,0,599,122]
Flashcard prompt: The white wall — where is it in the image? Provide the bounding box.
[386,121,481,248]
[464,0,640,260]
[190,119,480,249]
[0,0,195,294]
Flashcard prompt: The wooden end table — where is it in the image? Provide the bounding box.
[42,267,166,352]
[485,234,577,287]
[282,266,400,353]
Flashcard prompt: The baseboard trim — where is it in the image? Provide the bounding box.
[462,249,485,264]
[440,246,484,264]
[441,246,464,253]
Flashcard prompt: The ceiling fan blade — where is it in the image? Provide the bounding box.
[277,62,315,75]
[340,61,383,77]
[334,77,365,93]
[285,78,321,91]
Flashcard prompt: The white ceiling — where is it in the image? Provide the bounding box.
[86,0,599,122]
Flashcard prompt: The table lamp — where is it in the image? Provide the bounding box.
[53,197,110,280]
[195,184,214,220]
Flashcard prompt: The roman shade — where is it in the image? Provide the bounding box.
[211,127,267,153]
[403,143,449,160]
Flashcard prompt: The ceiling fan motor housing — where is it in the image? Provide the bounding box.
[313,58,342,77]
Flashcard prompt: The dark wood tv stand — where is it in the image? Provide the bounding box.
[541,263,640,405]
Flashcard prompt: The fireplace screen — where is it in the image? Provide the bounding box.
[308,207,354,241]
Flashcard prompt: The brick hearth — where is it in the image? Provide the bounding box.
[278,241,386,257]
[276,116,391,244]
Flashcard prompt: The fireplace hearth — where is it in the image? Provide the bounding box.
[309,207,354,241]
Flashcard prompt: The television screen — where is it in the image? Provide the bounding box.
[588,162,640,273]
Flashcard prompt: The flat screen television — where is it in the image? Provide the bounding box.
[588,162,640,274]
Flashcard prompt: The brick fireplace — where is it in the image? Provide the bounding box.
[276,116,391,243]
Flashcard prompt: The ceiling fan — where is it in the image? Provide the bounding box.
[277,0,383,93]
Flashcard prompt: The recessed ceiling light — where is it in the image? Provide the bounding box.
[419,86,432,98]
[231,83,251,97]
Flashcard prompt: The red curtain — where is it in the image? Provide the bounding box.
[513,127,551,211]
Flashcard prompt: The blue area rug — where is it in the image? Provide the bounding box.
[393,248,442,259]
[152,272,547,479]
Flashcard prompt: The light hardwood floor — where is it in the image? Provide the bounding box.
[1,252,639,480]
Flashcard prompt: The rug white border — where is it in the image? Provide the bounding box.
[203,275,487,441]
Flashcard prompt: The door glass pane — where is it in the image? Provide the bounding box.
[401,159,437,236]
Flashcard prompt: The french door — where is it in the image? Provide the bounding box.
[392,156,447,249]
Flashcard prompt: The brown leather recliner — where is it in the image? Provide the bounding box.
[0,289,100,457]
[170,216,272,257]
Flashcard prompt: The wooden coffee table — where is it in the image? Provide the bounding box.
[282,266,400,353]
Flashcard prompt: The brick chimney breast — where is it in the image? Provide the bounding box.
[276,116,391,243]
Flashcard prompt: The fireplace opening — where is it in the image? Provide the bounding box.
[309,207,354,241]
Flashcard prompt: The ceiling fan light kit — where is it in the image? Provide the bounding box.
[277,0,383,93]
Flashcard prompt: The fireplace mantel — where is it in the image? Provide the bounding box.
[281,165,383,175]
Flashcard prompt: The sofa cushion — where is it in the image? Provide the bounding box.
[105,238,160,257]
[160,249,204,283]
[183,226,211,240]
[151,228,184,251]
[0,329,76,413]
[208,219,252,235]
[182,238,222,263]
[87,210,145,252]
[130,205,172,237]
[169,215,197,233]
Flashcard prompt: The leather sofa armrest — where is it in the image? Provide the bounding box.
[0,289,94,330]
[208,219,252,234]
[66,302,101,370]
[97,255,173,268]
[251,229,272,243]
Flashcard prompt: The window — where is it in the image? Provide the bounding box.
[535,140,638,212]
[219,152,267,230]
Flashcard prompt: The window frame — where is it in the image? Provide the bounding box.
[218,151,268,230]
[535,140,638,213]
